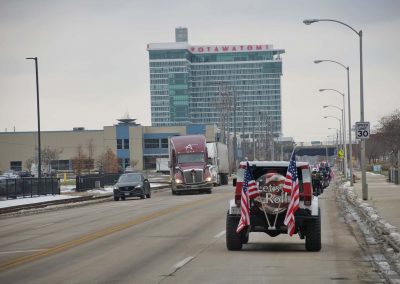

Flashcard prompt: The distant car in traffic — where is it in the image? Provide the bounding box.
[113,173,151,201]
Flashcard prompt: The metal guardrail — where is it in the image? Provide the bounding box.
[0,178,60,199]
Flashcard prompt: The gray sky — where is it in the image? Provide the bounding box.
[1,0,399,142]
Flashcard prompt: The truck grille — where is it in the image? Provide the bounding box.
[183,169,203,184]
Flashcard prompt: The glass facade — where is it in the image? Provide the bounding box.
[148,42,284,136]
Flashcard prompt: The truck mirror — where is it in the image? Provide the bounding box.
[232,178,237,186]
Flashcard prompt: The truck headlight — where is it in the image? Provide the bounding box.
[206,177,212,182]
[175,178,183,184]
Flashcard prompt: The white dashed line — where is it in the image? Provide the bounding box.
[173,256,194,269]
[214,230,226,238]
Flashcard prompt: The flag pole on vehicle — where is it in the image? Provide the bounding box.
[283,148,300,236]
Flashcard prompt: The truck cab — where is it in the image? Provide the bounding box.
[169,135,213,194]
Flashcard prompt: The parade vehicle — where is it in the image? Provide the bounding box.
[169,135,213,194]
[226,161,321,251]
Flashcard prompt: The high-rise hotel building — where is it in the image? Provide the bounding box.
[147,28,285,136]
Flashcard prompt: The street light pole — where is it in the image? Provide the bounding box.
[323,116,342,170]
[323,105,345,174]
[26,57,41,179]
[315,60,353,185]
[320,89,347,178]
[304,18,367,199]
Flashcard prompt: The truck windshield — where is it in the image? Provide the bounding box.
[177,153,204,164]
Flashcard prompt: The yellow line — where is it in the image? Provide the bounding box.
[0,195,224,273]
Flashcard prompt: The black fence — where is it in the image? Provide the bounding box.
[0,178,60,199]
[76,173,121,191]
[388,168,399,184]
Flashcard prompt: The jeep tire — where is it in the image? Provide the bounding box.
[226,213,243,251]
[305,209,321,252]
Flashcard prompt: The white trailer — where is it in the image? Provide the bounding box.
[156,158,170,174]
[206,142,229,185]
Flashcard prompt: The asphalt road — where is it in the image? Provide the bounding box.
[0,184,383,283]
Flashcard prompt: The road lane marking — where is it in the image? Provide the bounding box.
[0,249,46,255]
[214,230,226,238]
[173,256,194,269]
[0,194,224,273]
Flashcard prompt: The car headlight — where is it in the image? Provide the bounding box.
[175,178,183,184]
[113,186,118,190]
[135,184,142,188]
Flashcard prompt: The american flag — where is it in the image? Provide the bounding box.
[236,162,258,233]
[283,150,299,236]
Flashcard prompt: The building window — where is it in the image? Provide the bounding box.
[10,161,22,171]
[124,139,129,149]
[144,139,159,148]
[117,139,122,150]
[161,138,168,148]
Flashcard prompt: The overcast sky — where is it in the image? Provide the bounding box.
[1,0,399,142]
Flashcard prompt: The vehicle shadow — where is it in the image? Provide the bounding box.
[242,242,307,252]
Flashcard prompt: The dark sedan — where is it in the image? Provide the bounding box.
[113,173,151,201]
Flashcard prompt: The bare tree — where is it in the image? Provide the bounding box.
[25,157,35,171]
[72,145,89,175]
[96,148,119,173]
[377,109,400,166]
[87,139,95,172]
[41,146,62,167]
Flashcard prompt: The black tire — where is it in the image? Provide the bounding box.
[114,196,119,201]
[121,196,126,201]
[305,209,321,252]
[241,231,249,244]
[226,213,243,251]
[146,189,151,198]
[205,188,212,194]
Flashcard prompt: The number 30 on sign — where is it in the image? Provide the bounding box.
[355,122,370,139]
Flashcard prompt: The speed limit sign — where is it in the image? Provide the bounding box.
[355,122,370,139]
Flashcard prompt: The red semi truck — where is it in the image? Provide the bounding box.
[169,135,213,194]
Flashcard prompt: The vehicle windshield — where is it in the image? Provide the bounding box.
[118,174,142,183]
[177,153,204,164]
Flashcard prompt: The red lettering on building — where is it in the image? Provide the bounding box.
[256,45,262,50]
[190,47,195,52]
[232,46,236,51]
[222,46,229,52]
[247,45,253,51]
[214,47,219,52]
[198,47,204,52]
[240,45,244,51]
[207,47,211,52]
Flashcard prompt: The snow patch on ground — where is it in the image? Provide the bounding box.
[0,195,80,208]
[338,181,400,281]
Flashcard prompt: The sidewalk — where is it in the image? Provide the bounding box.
[352,171,400,230]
